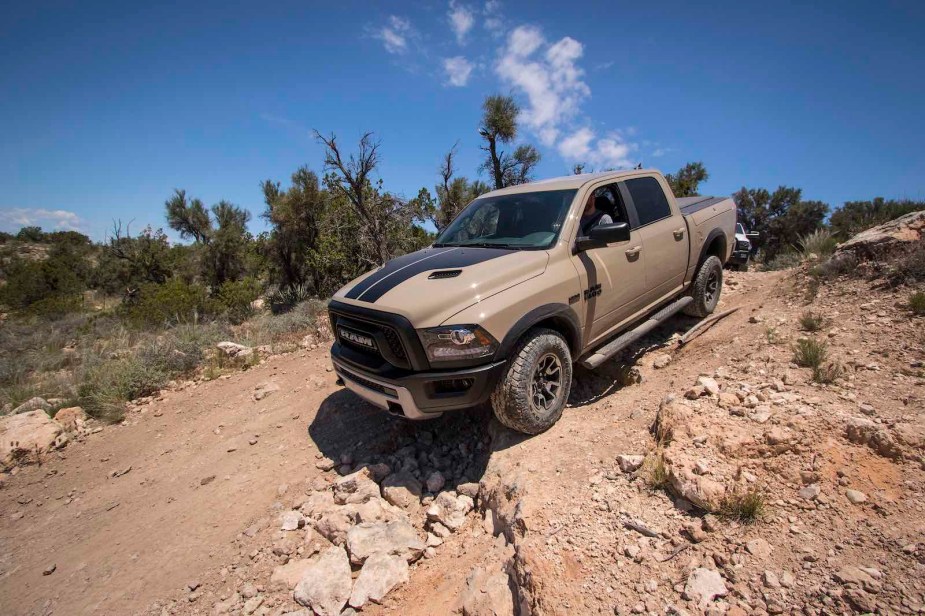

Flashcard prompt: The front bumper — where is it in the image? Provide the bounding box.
[331,344,506,419]
[729,250,750,264]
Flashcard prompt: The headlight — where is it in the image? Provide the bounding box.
[418,325,499,363]
[736,240,751,251]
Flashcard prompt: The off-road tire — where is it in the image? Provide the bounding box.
[684,255,723,318]
[490,328,572,435]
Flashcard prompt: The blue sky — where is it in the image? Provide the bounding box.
[2,0,923,239]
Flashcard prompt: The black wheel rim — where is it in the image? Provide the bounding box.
[531,353,562,412]
[705,270,719,305]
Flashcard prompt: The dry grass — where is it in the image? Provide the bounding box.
[643,451,671,491]
[1,300,325,421]
[812,362,844,384]
[910,291,925,316]
[797,229,838,259]
[718,489,766,523]
[764,326,785,345]
[799,311,826,332]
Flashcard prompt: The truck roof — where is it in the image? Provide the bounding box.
[482,168,661,196]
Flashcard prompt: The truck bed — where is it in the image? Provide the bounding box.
[677,195,728,214]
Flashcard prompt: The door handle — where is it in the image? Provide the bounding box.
[625,245,642,257]
[673,228,685,240]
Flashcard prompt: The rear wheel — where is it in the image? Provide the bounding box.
[490,328,572,434]
[684,255,723,318]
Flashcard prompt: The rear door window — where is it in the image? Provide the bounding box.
[625,177,672,226]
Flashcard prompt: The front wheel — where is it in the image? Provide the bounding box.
[490,328,572,435]
[684,255,723,318]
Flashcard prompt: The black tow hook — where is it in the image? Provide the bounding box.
[335,377,344,386]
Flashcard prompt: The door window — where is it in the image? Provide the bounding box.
[625,177,671,226]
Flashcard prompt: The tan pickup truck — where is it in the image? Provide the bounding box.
[329,169,736,434]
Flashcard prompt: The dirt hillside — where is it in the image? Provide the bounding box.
[2,264,923,615]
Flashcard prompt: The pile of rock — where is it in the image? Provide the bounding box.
[247,460,478,614]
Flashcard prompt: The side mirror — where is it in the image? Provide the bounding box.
[576,222,631,251]
[746,231,760,240]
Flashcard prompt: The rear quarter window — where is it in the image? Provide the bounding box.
[626,177,672,226]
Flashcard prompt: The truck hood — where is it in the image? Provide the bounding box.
[334,246,549,326]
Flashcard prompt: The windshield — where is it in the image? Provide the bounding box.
[736,223,745,235]
[434,189,577,249]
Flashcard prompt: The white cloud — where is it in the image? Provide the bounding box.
[558,129,636,169]
[377,16,412,54]
[496,26,589,147]
[594,133,636,168]
[557,127,594,160]
[483,0,503,33]
[495,24,638,169]
[448,1,475,44]
[0,208,82,232]
[443,56,474,87]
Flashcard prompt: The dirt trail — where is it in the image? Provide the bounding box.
[3,268,923,615]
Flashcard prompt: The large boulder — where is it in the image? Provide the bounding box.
[346,519,425,565]
[1,410,64,466]
[54,406,87,434]
[293,546,352,616]
[216,341,253,359]
[348,552,409,608]
[11,397,50,415]
[837,210,925,258]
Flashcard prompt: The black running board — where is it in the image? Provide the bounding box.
[579,296,693,369]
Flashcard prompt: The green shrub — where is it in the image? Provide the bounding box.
[216,277,261,324]
[793,337,828,369]
[765,326,784,345]
[241,299,326,347]
[267,283,313,314]
[25,294,84,319]
[910,291,925,316]
[797,229,838,259]
[78,356,165,422]
[763,251,801,271]
[799,311,826,332]
[121,280,214,327]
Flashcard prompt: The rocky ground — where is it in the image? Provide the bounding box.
[1,258,923,615]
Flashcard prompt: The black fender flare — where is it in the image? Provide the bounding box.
[696,227,729,269]
[495,303,582,360]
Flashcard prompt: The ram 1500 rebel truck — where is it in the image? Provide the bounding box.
[329,169,736,434]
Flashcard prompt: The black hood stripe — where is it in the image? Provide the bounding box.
[344,247,457,301]
[344,246,516,303]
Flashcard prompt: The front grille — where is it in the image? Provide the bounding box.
[330,307,413,370]
[382,327,407,360]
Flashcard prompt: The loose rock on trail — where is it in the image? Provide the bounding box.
[2,259,924,615]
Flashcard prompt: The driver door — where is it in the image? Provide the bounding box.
[570,182,648,347]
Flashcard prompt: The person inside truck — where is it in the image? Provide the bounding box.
[579,191,614,236]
